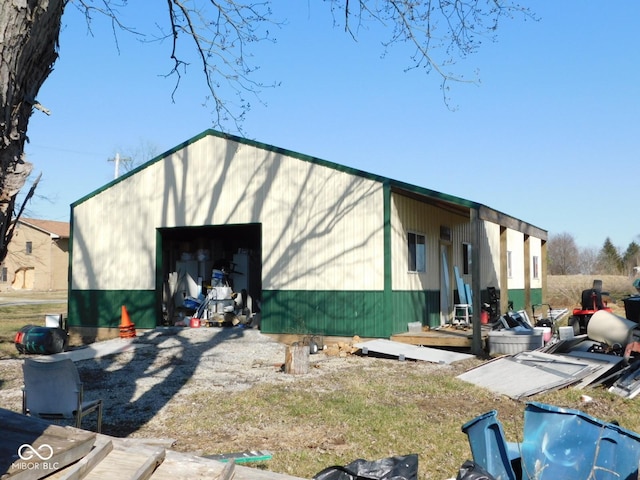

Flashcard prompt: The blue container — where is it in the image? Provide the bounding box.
[522,402,640,480]
[462,410,519,480]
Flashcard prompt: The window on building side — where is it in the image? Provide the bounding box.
[26,241,33,255]
[463,242,472,275]
[533,255,539,279]
[0,267,6,283]
[507,250,513,279]
[408,232,426,272]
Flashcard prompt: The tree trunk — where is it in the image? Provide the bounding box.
[284,345,310,375]
[0,0,66,262]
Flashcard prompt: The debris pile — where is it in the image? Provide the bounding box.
[459,402,640,480]
[459,285,640,399]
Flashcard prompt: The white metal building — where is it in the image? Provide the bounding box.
[68,130,547,339]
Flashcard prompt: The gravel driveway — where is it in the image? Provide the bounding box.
[0,326,357,438]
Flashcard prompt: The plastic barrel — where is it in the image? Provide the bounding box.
[461,410,519,480]
[15,325,68,354]
[624,296,640,323]
[587,310,636,346]
[522,402,640,480]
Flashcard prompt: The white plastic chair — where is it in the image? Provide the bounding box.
[22,358,103,432]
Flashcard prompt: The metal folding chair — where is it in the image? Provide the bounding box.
[22,358,103,432]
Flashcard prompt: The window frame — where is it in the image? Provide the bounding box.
[408,231,426,273]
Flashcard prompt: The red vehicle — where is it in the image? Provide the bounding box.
[568,281,612,335]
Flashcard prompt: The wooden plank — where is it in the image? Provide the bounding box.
[150,453,222,480]
[44,437,113,480]
[132,447,166,480]
[153,451,305,480]
[82,447,164,480]
[215,461,235,480]
[0,408,96,480]
[390,329,488,348]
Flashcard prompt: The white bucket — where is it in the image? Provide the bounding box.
[558,326,574,341]
[587,310,636,345]
[534,326,552,343]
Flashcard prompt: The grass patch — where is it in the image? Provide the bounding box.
[547,274,636,313]
[157,362,640,479]
[0,293,67,359]
[4,283,640,478]
[161,361,527,479]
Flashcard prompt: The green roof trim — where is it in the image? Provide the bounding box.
[70,129,545,239]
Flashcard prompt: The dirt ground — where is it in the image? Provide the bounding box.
[0,326,422,438]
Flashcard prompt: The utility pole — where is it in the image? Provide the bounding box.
[108,153,131,179]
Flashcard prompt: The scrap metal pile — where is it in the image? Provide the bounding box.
[458,280,640,399]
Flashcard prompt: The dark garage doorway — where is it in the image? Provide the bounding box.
[158,223,262,325]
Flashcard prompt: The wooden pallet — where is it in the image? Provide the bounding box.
[0,408,304,480]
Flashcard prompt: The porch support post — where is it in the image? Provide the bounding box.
[470,209,483,356]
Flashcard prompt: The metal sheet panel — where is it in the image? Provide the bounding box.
[457,351,609,399]
[354,338,472,364]
[72,135,384,291]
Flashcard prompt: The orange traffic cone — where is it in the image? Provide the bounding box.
[119,305,136,338]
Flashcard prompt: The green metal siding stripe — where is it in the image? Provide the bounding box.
[530,288,543,307]
[68,290,157,329]
[507,288,525,312]
[383,181,393,326]
[260,290,440,337]
[260,290,385,337]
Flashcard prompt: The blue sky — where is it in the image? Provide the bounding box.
[23,2,639,251]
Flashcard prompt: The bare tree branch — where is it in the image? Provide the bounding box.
[330,0,535,107]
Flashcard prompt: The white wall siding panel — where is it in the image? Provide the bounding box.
[529,236,542,289]
[507,229,525,290]
[72,135,384,291]
[391,193,469,291]
[481,221,502,289]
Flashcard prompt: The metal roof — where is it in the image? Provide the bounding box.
[72,129,547,240]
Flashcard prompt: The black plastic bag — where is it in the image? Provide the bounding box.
[455,460,497,480]
[312,454,418,480]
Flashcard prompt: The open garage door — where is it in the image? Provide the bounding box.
[158,223,262,325]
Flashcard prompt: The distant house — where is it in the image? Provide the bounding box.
[1,218,69,291]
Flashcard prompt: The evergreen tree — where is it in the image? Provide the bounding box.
[623,241,640,275]
[596,237,623,274]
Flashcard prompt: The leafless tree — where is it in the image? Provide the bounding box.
[0,0,532,263]
[577,246,599,275]
[548,232,580,275]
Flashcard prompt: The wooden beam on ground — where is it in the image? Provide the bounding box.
[215,461,235,480]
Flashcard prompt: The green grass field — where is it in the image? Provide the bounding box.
[0,291,67,358]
